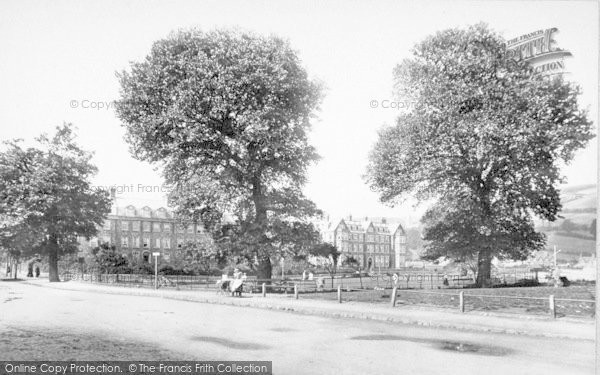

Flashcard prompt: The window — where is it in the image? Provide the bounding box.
[143,237,149,248]
[163,223,171,233]
[132,250,140,259]
[142,208,152,218]
[177,239,183,248]
[121,237,129,248]
[125,206,136,216]
[153,222,161,232]
[132,221,140,231]
[155,238,161,248]
[133,237,140,248]
[143,222,150,232]
[187,225,194,234]
[121,221,129,231]
[164,238,171,249]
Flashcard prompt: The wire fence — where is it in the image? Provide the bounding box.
[63,272,594,319]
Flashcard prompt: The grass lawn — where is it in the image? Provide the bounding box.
[299,285,595,319]
[544,232,595,259]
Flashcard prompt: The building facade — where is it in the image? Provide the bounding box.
[80,204,213,265]
[321,216,407,270]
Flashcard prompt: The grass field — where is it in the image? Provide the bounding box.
[299,285,596,319]
[543,232,595,260]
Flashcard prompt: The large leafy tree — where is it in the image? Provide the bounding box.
[115,29,323,279]
[366,24,593,287]
[0,124,112,282]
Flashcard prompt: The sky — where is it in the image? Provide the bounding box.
[0,0,597,226]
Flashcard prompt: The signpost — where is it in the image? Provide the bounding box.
[152,252,160,289]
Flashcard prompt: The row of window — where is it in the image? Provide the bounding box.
[341,232,392,243]
[99,236,203,250]
[104,220,200,234]
[372,255,390,267]
[340,242,391,253]
[122,207,169,219]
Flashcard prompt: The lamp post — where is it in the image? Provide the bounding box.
[553,245,562,287]
[553,245,561,269]
[152,252,160,289]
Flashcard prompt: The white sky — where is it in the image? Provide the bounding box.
[0,0,597,225]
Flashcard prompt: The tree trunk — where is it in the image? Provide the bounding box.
[48,241,60,282]
[252,172,271,281]
[475,248,492,288]
[256,255,271,281]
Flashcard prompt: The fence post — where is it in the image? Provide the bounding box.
[459,291,465,313]
[390,286,398,307]
[294,284,298,300]
[549,295,556,318]
[262,283,266,297]
[337,285,342,303]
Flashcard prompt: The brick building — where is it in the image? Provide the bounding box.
[320,216,407,270]
[80,204,213,265]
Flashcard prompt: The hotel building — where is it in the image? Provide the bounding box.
[80,204,213,265]
[320,216,407,270]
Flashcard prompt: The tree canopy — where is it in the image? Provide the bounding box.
[0,124,111,281]
[115,29,323,278]
[366,24,593,287]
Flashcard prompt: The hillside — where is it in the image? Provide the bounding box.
[539,184,596,261]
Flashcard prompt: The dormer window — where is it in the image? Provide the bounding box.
[142,207,152,218]
[125,206,136,217]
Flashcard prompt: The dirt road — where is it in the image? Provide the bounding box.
[0,282,594,374]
